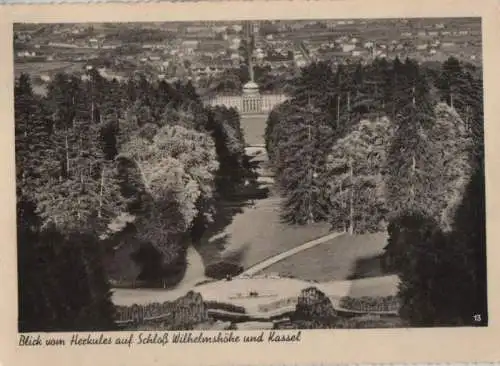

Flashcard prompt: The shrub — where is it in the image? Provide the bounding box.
[204,301,246,314]
[205,260,243,279]
[293,287,337,325]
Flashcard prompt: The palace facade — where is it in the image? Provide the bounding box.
[204,81,288,114]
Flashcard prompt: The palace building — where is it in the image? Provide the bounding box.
[204,81,287,114]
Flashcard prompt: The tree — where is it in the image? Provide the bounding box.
[436,56,464,109]
[396,164,487,326]
[291,61,339,124]
[119,124,218,261]
[446,164,487,325]
[327,117,394,234]
[33,115,124,235]
[276,103,335,224]
[265,101,294,164]
[205,106,252,197]
[17,197,116,332]
[391,210,448,326]
[15,74,53,197]
[436,58,484,163]
[425,103,474,231]
[385,60,436,217]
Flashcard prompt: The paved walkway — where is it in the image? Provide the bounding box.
[239,231,346,277]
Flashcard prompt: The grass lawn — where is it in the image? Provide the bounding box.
[241,113,268,146]
[196,196,332,270]
[259,232,390,282]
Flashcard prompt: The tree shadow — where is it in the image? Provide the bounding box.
[193,150,271,258]
[346,253,394,281]
[204,243,250,280]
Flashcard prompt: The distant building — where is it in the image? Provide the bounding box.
[185,25,207,33]
[204,77,287,114]
[181,40,199,50]
[89,38,99,48]
[342,44,356,53]
[204,22,287,115]
[232,24,243,33]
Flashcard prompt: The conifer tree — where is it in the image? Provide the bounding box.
[265,101,294,164]
[385,60,435,216]
[277,103,334,224]
[205,106,251,197]
[15,74,53,197]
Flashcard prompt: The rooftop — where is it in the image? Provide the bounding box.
[243,81,259,93]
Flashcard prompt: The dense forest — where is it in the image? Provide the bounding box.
[265,56,486,326]
[15,69,254,331]
[16,54,487,331]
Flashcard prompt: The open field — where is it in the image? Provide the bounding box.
[259,232,389,282]
[14,61,86,78]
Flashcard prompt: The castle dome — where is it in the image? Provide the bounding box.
[242,81,260,94]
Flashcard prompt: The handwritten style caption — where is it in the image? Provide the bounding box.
[19,331,302,347]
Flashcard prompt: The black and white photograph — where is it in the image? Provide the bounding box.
[14,16,487,333]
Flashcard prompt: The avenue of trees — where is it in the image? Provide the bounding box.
[15,69,253,331]
[15,53,486,330]
[265,56,486,326]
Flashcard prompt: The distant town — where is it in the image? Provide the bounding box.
[14,18,481,97]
